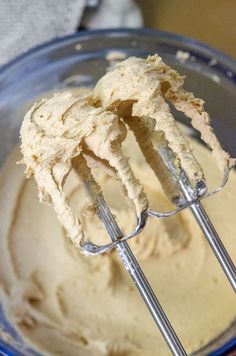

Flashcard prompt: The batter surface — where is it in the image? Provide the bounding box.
[0,55,236,355]
[0,133,236,355]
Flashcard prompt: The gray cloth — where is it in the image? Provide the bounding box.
[0,0,143,66]
[82,0,143,29]
[0,0,86,66]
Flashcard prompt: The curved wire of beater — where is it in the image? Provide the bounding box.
[203,167,230,198]
[80,209,148,255]
[80,168,230,255]
[148,168,230,218]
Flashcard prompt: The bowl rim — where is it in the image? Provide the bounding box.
[0,28,236,76]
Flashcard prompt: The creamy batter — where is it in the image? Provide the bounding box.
[19,55,235,252]
[0,134,236,355]
[0,55,236,355]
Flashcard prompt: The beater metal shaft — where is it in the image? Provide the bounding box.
[158,144,236,293]
[179,180,236,293]
[96,194,187,356]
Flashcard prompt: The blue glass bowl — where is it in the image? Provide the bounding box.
[0,28,235,355]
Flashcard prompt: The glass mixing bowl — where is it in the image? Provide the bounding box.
[0,29,235,355]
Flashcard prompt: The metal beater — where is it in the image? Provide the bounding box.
[20,54,236,355]
[80,134,236,356]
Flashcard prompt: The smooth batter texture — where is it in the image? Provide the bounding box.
[0,55,236,355]
[0,136,236,356]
